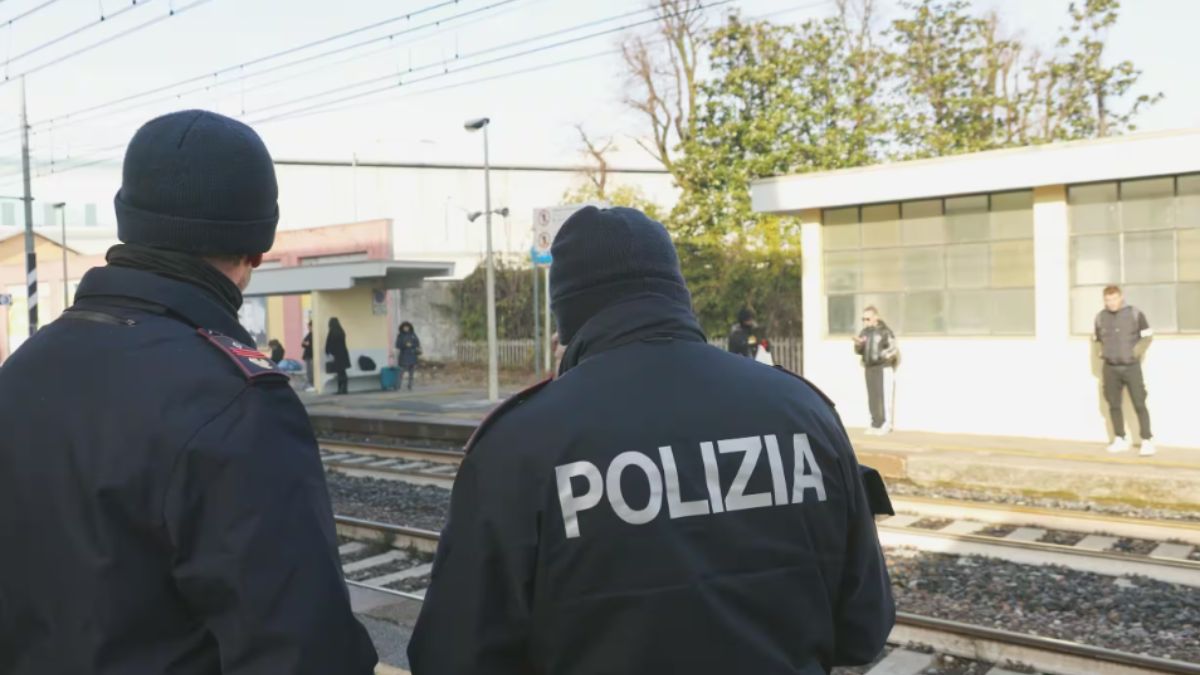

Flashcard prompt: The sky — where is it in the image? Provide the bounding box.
[0,0,1195,197]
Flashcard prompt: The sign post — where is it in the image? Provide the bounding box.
[531,202,608,370]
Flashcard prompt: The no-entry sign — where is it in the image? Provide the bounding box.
[531,201,608,267]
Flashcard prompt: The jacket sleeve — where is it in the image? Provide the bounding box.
[163,384,378,675]
[831,430,895,665]
[408,447,537,675]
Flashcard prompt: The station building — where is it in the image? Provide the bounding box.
[751,129,1200,449]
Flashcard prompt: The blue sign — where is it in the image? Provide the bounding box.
[531,246,552,267]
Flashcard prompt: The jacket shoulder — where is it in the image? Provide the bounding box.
[198,329,290,383]
[769,365,837,411]
[464,378,553,454]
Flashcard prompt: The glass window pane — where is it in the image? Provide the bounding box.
[903,291,946,334]
[824,251,860,293]
[1072,234,1120,286]
[1120,177,1175,231]
[991,191,1034,240]
[989,288,1035,335]
[824,207,859,226]
[901,200,945,245]
[1124,230,1175,283]
[861,248,903,292]
[946,195,989,242]
[861,204,901,248]
[1179,283,1200,332]
[902,246,944,290]
[823,223,860,251]
[1179,174,1200,229]
[991,240,1035,288]
[827,295,857,335]
[1070,286,1107,334]
[1121,284,1177,333]
[947,244,989,289]
[1180,229,1200,281]
[947,289,990,334]
[1069,183,1119,234]
[859,293,904,334]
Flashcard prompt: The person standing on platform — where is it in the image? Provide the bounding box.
[302,320,314,390]
[854,306,898,435]
[1095,285,1156,456]
[0,110,376,674]
[408,206,893,675]
[395,321,422,391]
[728,307,767,358]
[325,317,350,395]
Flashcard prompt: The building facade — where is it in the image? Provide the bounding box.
[752,130,1200,449]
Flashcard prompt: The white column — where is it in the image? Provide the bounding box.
[1033,185,1070,342]
[800,208,823,376]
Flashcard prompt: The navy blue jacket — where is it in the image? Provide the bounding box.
[408,294,893,675]
[0,266,377,674]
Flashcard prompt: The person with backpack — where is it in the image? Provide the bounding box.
[395,321,422,391]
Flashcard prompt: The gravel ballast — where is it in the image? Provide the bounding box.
[327,471,450,532]
[889,549,1200,662]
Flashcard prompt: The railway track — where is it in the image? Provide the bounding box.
[880,496,1200,587]
[334,516,1200,675]
[320,439,462,488]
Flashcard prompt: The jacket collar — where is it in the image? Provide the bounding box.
[558,292,706,375]
[74,265,253,344]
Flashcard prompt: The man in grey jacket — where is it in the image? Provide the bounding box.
[1094,285,1155,456]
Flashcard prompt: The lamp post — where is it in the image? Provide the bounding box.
[53,202,67,311]
[464,116,499,402]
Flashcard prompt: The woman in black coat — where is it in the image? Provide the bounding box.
[325,317,351,394]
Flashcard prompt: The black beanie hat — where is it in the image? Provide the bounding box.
[550,206,692,343]
[114,109,279,255]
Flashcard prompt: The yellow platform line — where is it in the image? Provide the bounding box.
[376,665,411,675]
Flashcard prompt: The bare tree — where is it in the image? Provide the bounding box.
[621,0,705,175]
[575,124,616,200]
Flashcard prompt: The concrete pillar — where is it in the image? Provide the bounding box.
[311,291,326,394]
[799,208,823,377]
[1033,185,1070,341]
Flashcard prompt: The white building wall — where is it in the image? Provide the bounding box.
[801,188,1200,449]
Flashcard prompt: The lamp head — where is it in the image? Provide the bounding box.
[467,211,483,222]
[463,117,490,132]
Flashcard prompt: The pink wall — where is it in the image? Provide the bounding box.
[262,219,394,359]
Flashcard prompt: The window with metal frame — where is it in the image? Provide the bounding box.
[822,190,1035,336]
[1068,174,1200,335]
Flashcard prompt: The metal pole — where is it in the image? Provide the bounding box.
[544,267,552,373]
[532,260,541,378]
[482,125,499,402]
[20,77,37,335]
[58,204,67,311]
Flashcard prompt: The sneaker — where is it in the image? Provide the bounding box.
[864,427,882,436]
[1106,436,1131,453]
[1138,440,1157,457]
[876,425,892,436]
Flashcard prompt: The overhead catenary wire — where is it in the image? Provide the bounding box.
[20,0,468,126]
[241,0,733,120]
[1,0,67,28]
[6,0,527,139]
[3,0,152,73]
[8,0,833,183]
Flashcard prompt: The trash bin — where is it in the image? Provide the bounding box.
[380,366,400,391]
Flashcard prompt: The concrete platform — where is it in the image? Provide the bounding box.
[304,386,1200,509]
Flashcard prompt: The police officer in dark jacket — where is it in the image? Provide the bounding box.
[0,110,377,674]
[408,206,893,674]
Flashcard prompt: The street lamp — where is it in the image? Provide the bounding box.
[464,116,499,402]
[52,202,67,311]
